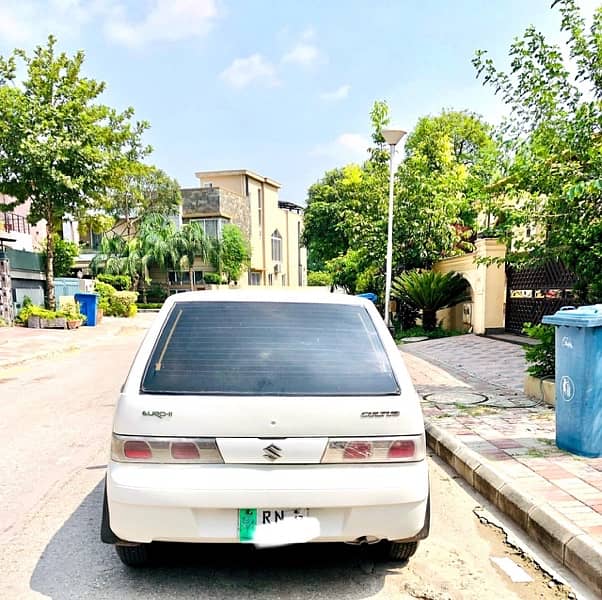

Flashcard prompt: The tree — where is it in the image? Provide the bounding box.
[394,111,499,271]
[473,0,602,302]
[105,166,182,237]
[174,221,210,291]
[42,235,79,277]
[302,168,350,271]
[391,270,471,331]
[217,224,251,283]
[0,36,150,309]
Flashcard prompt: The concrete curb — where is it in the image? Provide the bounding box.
[425,420,602,596]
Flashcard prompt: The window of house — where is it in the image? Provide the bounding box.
[190,218,227,239]
[271,230,282,262]
[268,273,273,286]
[249,271,262,286]
[281,274,287,287]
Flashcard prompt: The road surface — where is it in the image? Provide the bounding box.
[0,317,589,599]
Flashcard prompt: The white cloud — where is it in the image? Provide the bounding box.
[282,42,319,66]
[105,0,218,47]
[0,0,217,48]
[220,53,278,89]
[320,84,351,101]
[0,0,107,45]
[311,133,369,161]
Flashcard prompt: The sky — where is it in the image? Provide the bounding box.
[0,0,598,204]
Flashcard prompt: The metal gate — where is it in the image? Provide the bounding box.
[505,262,577,335]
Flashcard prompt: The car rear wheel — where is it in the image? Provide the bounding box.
[115,544,150,567]
[386,540,418,562]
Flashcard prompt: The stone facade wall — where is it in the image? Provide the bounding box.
[181,187,251,240]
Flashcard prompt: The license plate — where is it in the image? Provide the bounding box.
[238,508,308,542]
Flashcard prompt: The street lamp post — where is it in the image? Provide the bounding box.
[381,128,406,329]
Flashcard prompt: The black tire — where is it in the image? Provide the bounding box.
[386,540,418,562]
[115,544,151,567]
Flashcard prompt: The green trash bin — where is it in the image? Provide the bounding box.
[542,305,602,457]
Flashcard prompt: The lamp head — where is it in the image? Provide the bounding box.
[382,129,406,146]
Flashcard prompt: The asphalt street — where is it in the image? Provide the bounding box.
[0,320,586,599]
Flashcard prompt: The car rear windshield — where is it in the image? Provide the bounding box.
[141,301,399,396]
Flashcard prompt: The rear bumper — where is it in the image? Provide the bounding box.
[106,461,429,544]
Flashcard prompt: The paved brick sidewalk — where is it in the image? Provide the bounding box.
[401,334,602,594]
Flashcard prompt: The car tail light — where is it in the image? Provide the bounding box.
[124,440,152,459]
[322,435,425,463]
[111,434,224,463]
[171,442,200,460]
[343,441,373,460]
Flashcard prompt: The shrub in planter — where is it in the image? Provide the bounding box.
[522,322,555,378]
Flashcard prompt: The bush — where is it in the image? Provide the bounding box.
[136,302,163,310]
[396,325,466,341]
[307,271,332,287]
[16,303,85,324]
[522,322,555,378]
[145,283,168,303]
[109,291,138,317]
[94,281,117,313]
[97,273,131,291]
[202,272,222,285]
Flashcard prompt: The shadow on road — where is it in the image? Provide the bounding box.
[31,481,400,599]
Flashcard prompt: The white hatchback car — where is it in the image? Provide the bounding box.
[102,291,430,566]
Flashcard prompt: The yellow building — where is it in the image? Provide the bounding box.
[180,169,307,288]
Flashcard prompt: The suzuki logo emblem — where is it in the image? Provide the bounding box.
[263,443,282,461]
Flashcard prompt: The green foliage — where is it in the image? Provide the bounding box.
[397,325,466,341]
[94,280,116,313]
[107,291,138,317]
[0,317,7,327]
[202,272,222,285]
[0,36,151,309]
[303,103,498,299]
[41,235,79,277]
[145,283,168,302]
[391,270,471,331]
[16,303,84,324]
[136,302,163,310]
[522,323,555,378]
[474,0,602,302]
[325,249,367,295]
[97,273,131,291]
[216,224,251,283]
[307,271,332,287]
[104,166,181,237]
[22,296,33,309]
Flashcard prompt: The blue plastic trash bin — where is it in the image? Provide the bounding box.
[74,292,99,327]
[542,305,602,457]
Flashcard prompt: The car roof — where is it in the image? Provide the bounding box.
[163,290,371,308]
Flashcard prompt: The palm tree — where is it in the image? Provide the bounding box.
[391,270,471,331]
[174,222,210,290]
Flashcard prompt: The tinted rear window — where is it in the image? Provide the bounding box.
[141,301,399,396]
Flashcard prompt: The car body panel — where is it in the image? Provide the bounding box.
[105,291,429,547]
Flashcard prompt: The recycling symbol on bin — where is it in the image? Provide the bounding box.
[560,375,575,402]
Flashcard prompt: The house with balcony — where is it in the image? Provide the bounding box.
[171,169,306,289]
